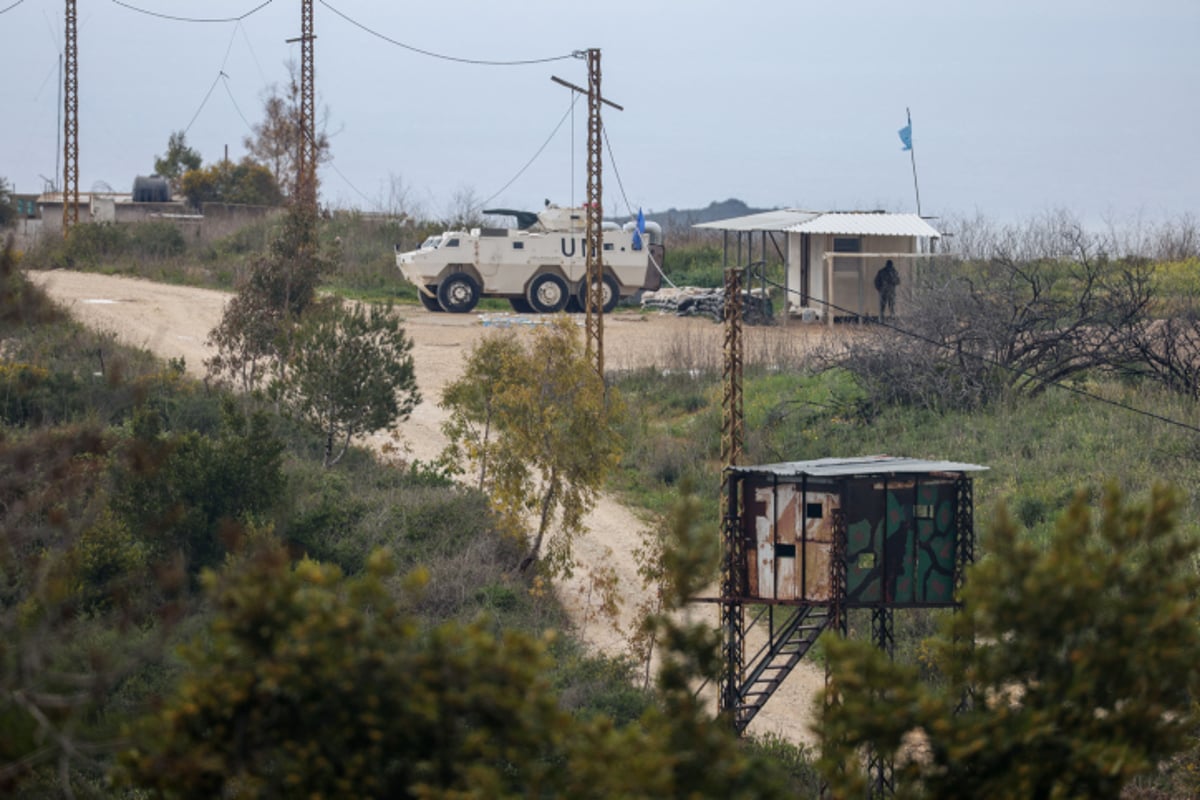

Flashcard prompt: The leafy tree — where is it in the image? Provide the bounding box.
[0,423,188,795]
[153,130,202,191]
[179,157,282,210]
[110,402,285,574]
[817,485,1200,799]
[441,317,625,574]
[1,236,61,329]
[276,302,420,467]
[116,509,794,798]
[243,61,331,200]
[635,485,811,798]
[206,204,332,392]
[115,543,576,797]
[0,177,15,227]
[440,334,514,491]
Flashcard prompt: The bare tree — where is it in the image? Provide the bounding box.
[819,216,1154,414]
[243,61,331,200]
[381,172,426,221]
[206,206,333,392]
[441,185,484,230]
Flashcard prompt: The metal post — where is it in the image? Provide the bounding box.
[718,265,745,728]
[584,48,604,378]
[719,471,744,726]
[867,607,896,797]
[297,0,317,212]
[62,0,79,235]
[552,53,622,382]
[822,505,849,796]
[955,475,977,715]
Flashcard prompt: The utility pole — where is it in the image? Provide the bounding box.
[718,265,745,722]
[552,49,622,379]
[287,0,317,214]
[62,0,79,235]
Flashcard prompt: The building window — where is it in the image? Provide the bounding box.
[832,237,861,273]
[512,242,524,249]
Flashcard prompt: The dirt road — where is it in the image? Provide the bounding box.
[28,269,827,746]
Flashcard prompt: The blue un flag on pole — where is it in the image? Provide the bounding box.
[898,119,912,151]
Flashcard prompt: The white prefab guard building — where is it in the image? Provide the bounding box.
[693,210,941,324]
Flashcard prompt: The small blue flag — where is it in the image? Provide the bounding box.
[633,207,645,250]
[898,122,912,151]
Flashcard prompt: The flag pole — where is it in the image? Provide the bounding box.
[907,107,922,217]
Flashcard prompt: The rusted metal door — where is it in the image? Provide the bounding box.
[746,480,838,602]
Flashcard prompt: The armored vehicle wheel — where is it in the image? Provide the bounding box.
[509,296,534,313]
[437,273,480,313]
[578,274,621,314]
[527,273,569,313]
[419,289,443,312]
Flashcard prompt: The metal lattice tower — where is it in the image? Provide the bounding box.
[296,0,317,211]
[718,266,745,719]
[868,608,897,797]
[62,0,79,235]
[583,48,605,377]
[720,266,745,480]
[551,52,622,380]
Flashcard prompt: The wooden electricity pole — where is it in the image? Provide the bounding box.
[552,49,622,379]
[62,0,79,235]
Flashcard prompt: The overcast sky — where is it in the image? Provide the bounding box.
[1,0,1196,227]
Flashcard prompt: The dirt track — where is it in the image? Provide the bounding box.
[28,269,828,746]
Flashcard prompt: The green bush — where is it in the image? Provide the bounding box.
[128,220,186,259]
[64,222,129,265]
[320,211,440,301]
[110,403,286,574]
[663,244,724,287]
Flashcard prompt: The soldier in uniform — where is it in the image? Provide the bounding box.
[874,259,900,320]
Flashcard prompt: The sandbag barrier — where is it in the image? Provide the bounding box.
[640,287,775,325]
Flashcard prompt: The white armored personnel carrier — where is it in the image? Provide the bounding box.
[395,204,664,313]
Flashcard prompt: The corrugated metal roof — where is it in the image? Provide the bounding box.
[786,213,940,238]
[693,210,940,238]
[729,455,987,478]
[692,209,820,232]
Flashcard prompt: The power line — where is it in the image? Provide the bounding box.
[318,0,578,66]
[291,123,380,212]
[110,0,274,23]
[183,71,224,134]
[325,158,380,212]
[600,123,632,218]
[220,74,254,132]
[219,19,239,71]
[238,19,269,86]
[758,273,1200,436]
[0,0,27,16]
[479,95,579,210]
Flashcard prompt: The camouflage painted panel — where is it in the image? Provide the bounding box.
[915,481,957,603]
[844,479,959,605]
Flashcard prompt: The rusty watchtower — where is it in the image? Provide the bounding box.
[718,455,986,734]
